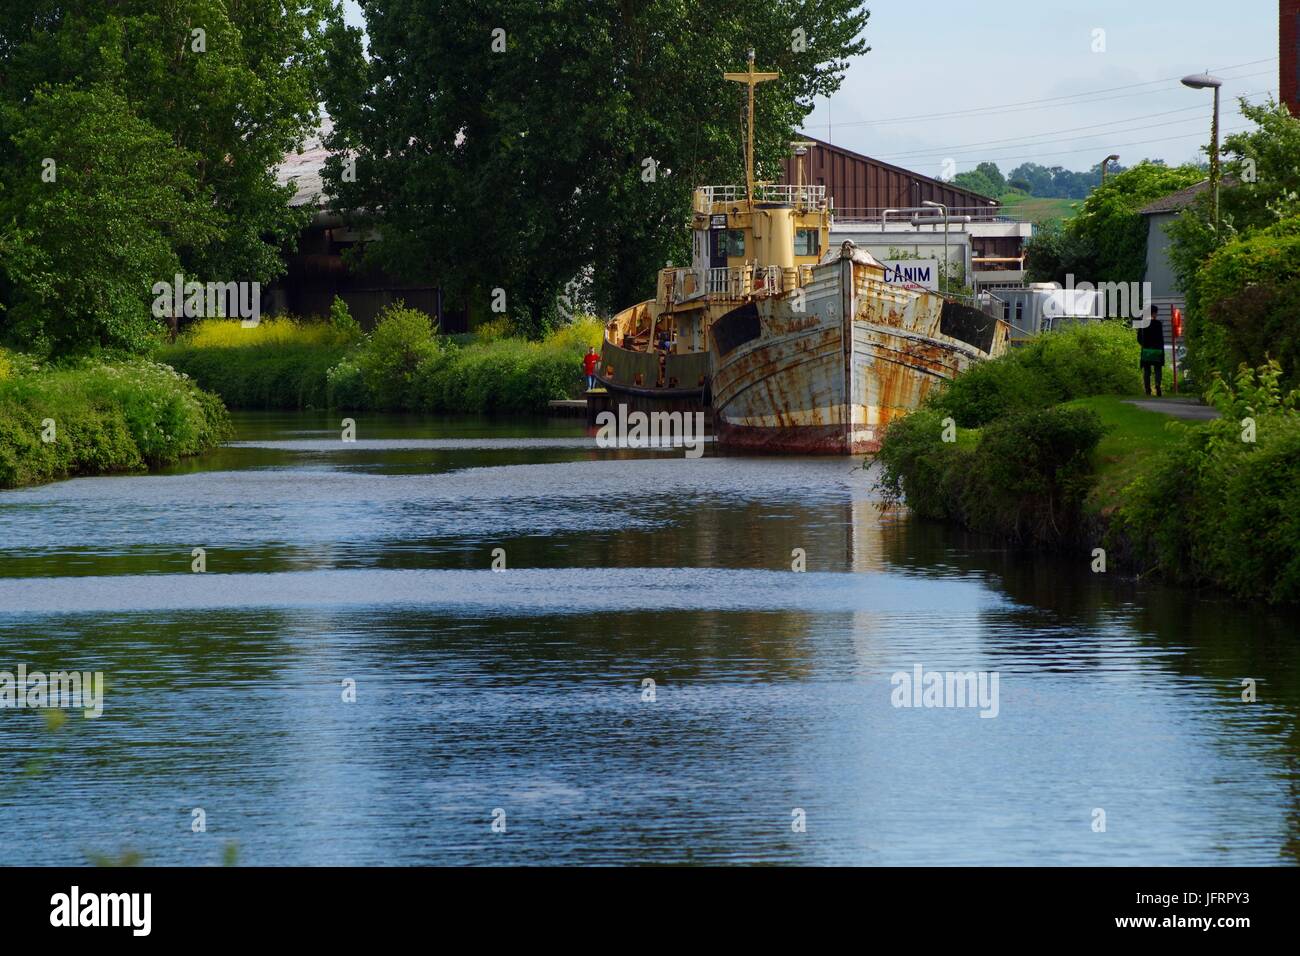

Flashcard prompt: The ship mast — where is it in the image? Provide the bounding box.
[724,50,779,203]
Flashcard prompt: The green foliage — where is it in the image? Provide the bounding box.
[322,0,871,329]
[472,317,516,344]
[951,162,1005,199]
[412,338,581,415]
[349,303,442,410]
[0,356,231,488]
[878,323,1141,545]
[1185,216,1300,387]
[328,297,363,339]
[929,322,1142,427]
[1114,360,1300,603]
[1026,162,1203,284]
[157,317,356,409]
[875,409,969,519]
[879,405,1106,544]
[1024,219,1091,283]
[0,85,219,353]
[949,159,1127,207]
[1165,102,1300,386]
[160,307,603,415]
[1218,100,1300,234]
[0,0,340,354]
[333,314,603,413]
[1007,160,1118,200]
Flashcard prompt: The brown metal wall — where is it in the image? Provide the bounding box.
[781,135,999,213]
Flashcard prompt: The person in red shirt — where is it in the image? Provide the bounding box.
[582,347,600,390]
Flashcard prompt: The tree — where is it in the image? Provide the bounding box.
[1070,162,1202,282]
[0,86,220,352]
[0,0,341,352]
[953,161,1005,199]
[1166,99,1300,384]
[321,0,871,335]
[1025,162,1201,284]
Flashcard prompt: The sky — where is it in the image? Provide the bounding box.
[340,0,1282,177]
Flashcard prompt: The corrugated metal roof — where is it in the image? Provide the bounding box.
[786,134,1001,207]
[275,119,334,209]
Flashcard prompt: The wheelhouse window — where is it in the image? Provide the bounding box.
[723,229,746,257]
[794,229,820,257]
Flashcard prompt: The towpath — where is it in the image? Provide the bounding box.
[1123,397,1220,421]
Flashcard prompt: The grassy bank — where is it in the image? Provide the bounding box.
[0,350,231,489]
[877,325,1300,604]
[1109,363,1300,604]
[1064,396,1190,506]
[160,304,603,415]
[156,316,357,409]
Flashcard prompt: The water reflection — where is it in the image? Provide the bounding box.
[0,412,1295,865]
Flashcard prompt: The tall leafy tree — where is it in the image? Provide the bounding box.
[1025,161,1202,284]
[0,0,342,352]
[322,0,871,334]
[0,86,220,352]
[1166,99,1300,384]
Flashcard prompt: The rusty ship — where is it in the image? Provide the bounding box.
[595,53,1010,454]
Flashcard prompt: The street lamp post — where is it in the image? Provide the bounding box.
[1100,154,1120,184]
[922,200,949,294]
[1181,72,1224,227]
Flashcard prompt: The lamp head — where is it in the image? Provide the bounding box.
[1181,73,1223,90]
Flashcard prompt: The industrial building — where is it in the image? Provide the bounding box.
[781,136,1033,287]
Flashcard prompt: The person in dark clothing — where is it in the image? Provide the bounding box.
[1137,305,1165,396]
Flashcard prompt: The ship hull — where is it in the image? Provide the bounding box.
[710,252,1009,455]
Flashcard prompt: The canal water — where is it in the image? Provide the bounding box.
[1,412,1296,866]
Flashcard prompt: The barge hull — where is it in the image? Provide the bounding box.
[710,252,1008,455]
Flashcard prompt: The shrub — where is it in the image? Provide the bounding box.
[156,316,356,409]
[879,405,1106,544]
[161,310,601,415]
[1114,361,1300,603]
[176,316,356,350]
[350,303,442,410]
[960,406,1106,542]
[0,357,230,488]
[1189,217,1300,389]
[876,409,970,520]
[407,320,601,415]
[472,317,515,343]
[328,297,363,339]
[931,321,1141,427]
[326,357,369,409]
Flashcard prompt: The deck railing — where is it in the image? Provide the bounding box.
[659,263,808,304]
[706,266,750,297]
[834,205,1030,225]
[694,184,827,211]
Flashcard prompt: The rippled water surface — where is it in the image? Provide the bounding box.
[1,412,1297,865]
